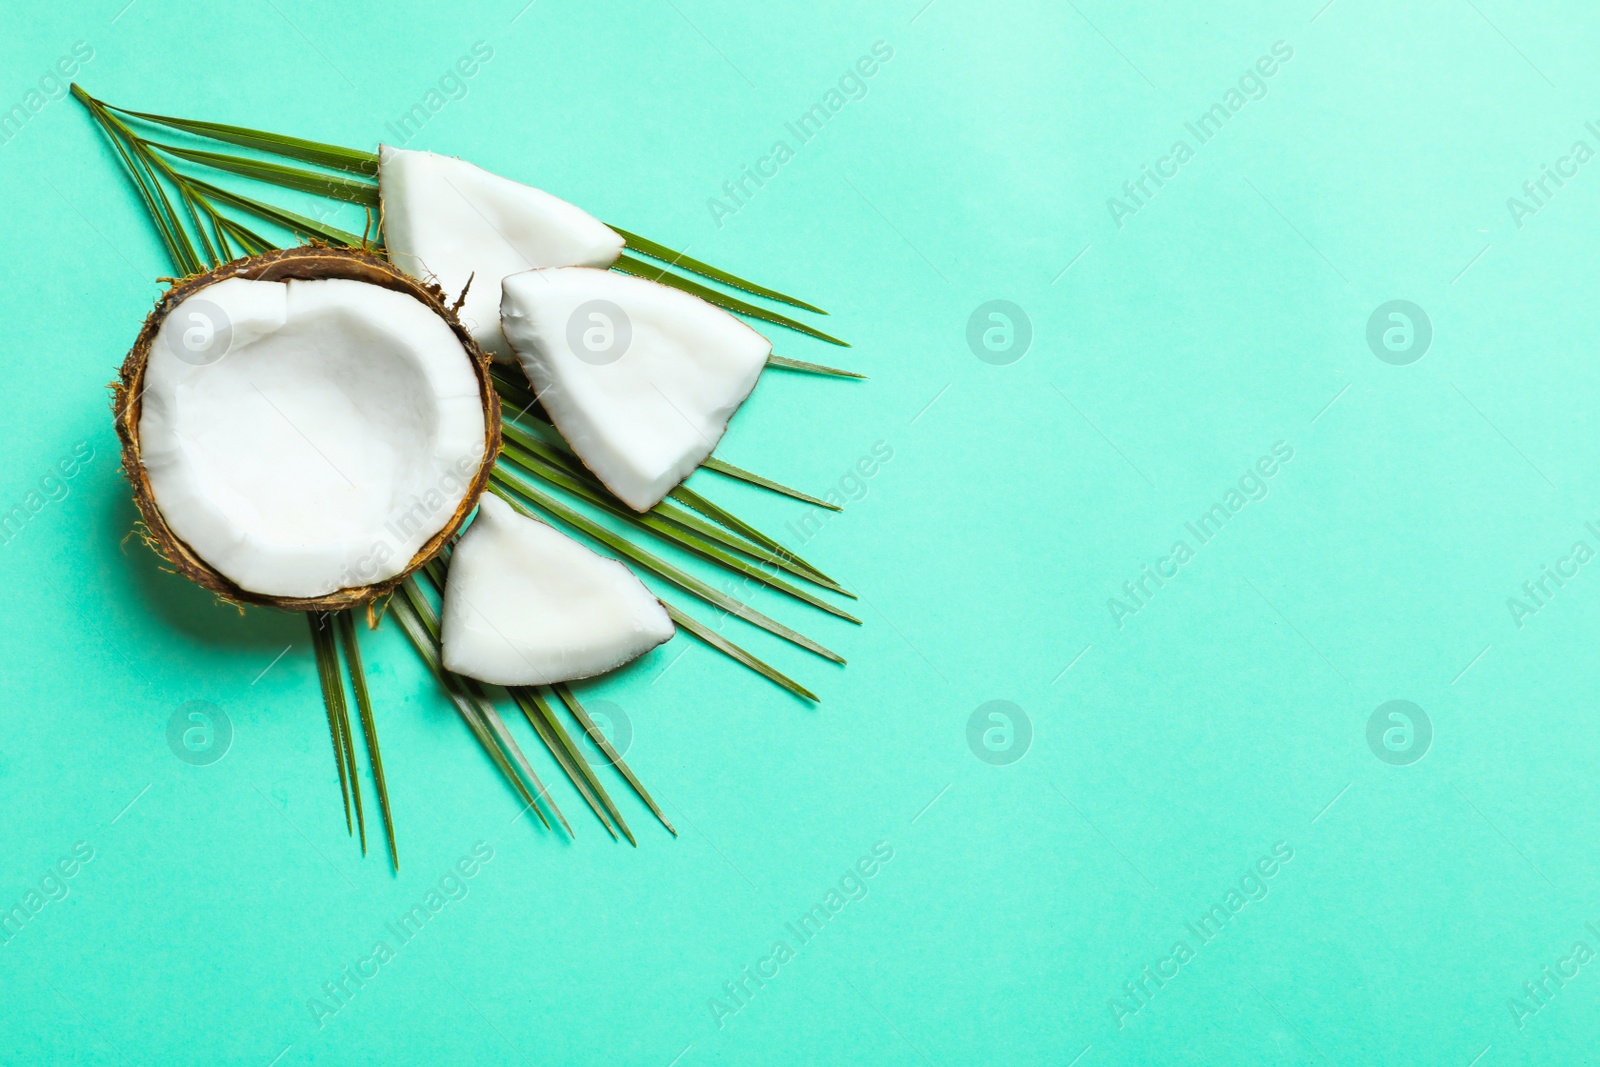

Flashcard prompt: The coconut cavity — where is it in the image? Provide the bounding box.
[441,494,674,685]
[501,267,770,513]
[121,248,498,608]
[378,146,624,360]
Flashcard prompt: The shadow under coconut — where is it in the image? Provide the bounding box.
[101,487,301,651]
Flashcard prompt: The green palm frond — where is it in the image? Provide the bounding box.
[74,85,860,856]
[511,687,628,843]
[389,580,559,833]
[94,97,380,174]
[612,253,849,347]
[766,354,867,379]
[609,225,826,314]
[554,683,675,834]
[308,613,356,838]
[148,141,381,204]
[337,612,398,871]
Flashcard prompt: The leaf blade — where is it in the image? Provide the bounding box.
[613,253,848,347]
[513,688,631,844]
[610,226,827,314]
[496,435,858,622]
[699,457,841,511]
[669,484,844,589]
[661,605,818,702]
[489,475,845,664]
[150,141,379,204]
[338,612,398,872]
[179,172,365,247]
[766,353,866,379]
[308,613,355,838]
[100,95,379,175]
[390,583,551,830]
[554,683,677,835]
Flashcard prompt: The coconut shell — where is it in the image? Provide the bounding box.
[113,245,502,612]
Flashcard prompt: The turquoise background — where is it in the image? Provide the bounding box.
[5,0,1600,1063]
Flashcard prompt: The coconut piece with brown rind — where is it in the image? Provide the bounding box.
[113,245,501,612]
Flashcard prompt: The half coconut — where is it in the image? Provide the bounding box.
[114,245,501,611]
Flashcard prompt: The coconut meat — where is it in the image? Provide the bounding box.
[440,494,673,685]
[378,146,624,360]
[501,268,770,512]
[138,276,487,599]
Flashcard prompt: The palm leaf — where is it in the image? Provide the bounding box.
[505,419,843,592]
[178,172,365,247]
[97,94,380,175]
[175,182,220,267]
[767,354,866,379]
[389,583,553,831]
[488,476,845,664]
[337,612,398,871]
[553,683,676,834]
[699,456,840,512]
[488,374,845,586]
[489,367,845,524]
[75,86,861,848]
[465,675,574,838]
[150,141,379,204]
[79,90,844,347]
[661,605,817,702]
[308,613,362,845]
[512,688,630,844]
[610,226,826,314]
[613,253,848,347]
[216,214,275,256]
[204,194,233,261]
[497,428,857,621]
[669,484,846,591]
[75,90,201,274]
[412,564,571,836]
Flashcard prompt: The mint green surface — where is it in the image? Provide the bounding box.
[5,1,1600,1063]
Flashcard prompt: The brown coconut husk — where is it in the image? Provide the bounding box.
[113,245,502,612]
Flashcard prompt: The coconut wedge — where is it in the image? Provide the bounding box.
[378,146,624,360]
[502,267,770,512]
[440,494,673,685]
[116,247,499,610]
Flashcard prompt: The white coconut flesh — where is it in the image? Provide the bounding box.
[138,276,487,599]
[502,267,770,513]
[378,145,624,361]
[440,494,673,685]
